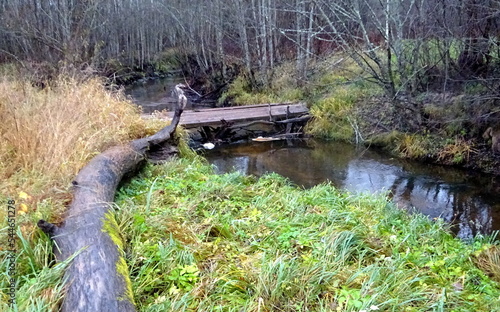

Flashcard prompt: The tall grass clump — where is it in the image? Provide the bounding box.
[0,72,161,245]
[303,56,380,142]
[219,72,303,106]
[306,85,364,141]
[0,74,163,225]
[0,228,76,311]
[115,158,500,312]
[0,75,154,190]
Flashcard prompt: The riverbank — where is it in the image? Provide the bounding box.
[0,72,166,310]
[114,156,500,311]
[218,56,500,177]
[203,139,500,238]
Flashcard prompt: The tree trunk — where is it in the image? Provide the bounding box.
[236,0,252,74]
[37,85,188,312]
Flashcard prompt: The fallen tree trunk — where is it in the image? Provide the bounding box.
[37,84,188,312]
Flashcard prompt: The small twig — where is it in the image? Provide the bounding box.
[182,77,202,97]
[347,117,364,144]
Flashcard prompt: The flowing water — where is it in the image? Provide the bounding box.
[128,80,500,240]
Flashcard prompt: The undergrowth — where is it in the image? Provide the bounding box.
[306,85,365,141]
[0,75,157,191]
[115,157,500,312]
[218,56,496,173]
[218,71,304,106]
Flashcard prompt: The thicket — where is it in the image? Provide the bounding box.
[2,0,500,96]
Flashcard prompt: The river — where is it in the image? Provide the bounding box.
[127,78,500,240]
[125,76,186,113]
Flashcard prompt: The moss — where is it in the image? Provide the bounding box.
[116,256,135,303]
[102,212,135,304]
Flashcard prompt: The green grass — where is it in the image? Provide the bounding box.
[219,56,382,143]
[0,228,76,311]
[115,156,500,312]
[306,85,366,141]
[218,73,304,106]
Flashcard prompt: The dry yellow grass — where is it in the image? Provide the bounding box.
[437,138,477,165]
[0,74,163,228]
[474,245,500,283]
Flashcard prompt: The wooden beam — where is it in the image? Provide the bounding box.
[167,102,308,129]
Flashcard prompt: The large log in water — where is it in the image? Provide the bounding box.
[37,85,187,312]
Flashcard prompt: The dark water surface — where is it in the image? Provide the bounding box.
[125,77,186,113]
[203,139,500,239]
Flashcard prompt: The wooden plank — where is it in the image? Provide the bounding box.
[184,102,301,113]
[166,102,308,128]
[177,103,306,117]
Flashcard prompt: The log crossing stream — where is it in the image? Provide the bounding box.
[165,102,309,129]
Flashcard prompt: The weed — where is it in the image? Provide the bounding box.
[306,86,360,141]
[0,75,162,209]
[219,72,303,106]
[0,72,163,309]
[437,138,477,165]
[474,245,500,283]
[167,264,200,293]
[0,229,76,311]
[394,133,429,159]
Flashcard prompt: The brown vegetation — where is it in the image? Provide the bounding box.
[0,74,163,245]
[37,86,186,312]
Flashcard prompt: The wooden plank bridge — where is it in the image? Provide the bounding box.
[165,102,309,129]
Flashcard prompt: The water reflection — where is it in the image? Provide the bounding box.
[204,139,500,239]
[125,77,184,113]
